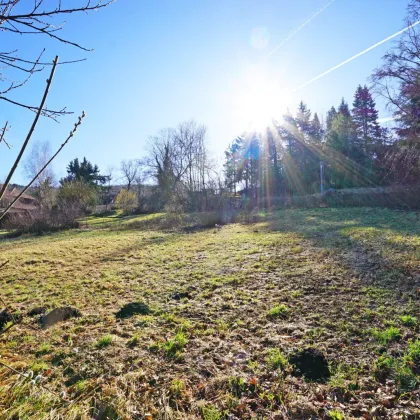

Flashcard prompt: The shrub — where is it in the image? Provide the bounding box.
[115,189,137,213]
[1,206,80,235]
[57,180,98,214]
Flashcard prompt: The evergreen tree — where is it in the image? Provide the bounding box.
[338,98,351,117]
[281,103,318,194]
[326,106,337,131]
[224,136,244,194]
[62,157,107,186]
[244,133,261,198]
[310,113,323,143]
[325,112,360,188]
[295,101,312,135]
[352,85,381,157]
[265,127,284,196]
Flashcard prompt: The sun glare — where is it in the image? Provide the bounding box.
[236,65,289,132]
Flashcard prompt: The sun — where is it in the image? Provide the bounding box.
[240,84,279,132]
[235,65,289,132]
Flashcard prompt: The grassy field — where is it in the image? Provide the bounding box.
[0,208,419,419]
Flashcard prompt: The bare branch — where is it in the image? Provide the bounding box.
[0,95,71,120]
[0,121,10,149]
[0,1,115,116]
[0,56,59,203]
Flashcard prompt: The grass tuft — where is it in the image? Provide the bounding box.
[399,315,417,327]
[96,335,113,348]
[265,348,288,370]
[372,326,401,345]
[267,304,289,319]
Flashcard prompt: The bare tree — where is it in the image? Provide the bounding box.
[22,140,56,208]
[134,159,147,206]
[147,128,177,205]
[174,120,207,195]
[120,159,142,191]
[147,120,209,209]
[372,0,420,143]
[23,140,55,186]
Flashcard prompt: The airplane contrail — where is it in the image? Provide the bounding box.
[295,19,420,91]
[267,0,337,58]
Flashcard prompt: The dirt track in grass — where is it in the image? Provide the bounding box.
[0,208,419,419]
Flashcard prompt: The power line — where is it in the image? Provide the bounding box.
[295,19,420,91]
[267,0,337,58]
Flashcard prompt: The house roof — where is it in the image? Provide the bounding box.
[6,202,37,211]
[0,185,37,214]
[8,187,35,201]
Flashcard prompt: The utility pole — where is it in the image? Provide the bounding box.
[320,160,324,194]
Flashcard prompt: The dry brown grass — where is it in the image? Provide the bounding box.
[0,208,419,419]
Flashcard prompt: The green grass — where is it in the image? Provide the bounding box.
[162,331,188,358]
[0,207,419,418]
[328,410,345,420]
[202,406,223,420]
[36,343,51,356]
[406,339,420,366]
[374,340,420,393]
[265,348,287,370]
[267,304,289,319]
[95,335,113,348]
[399,315,417,327]
[372,326,402,345]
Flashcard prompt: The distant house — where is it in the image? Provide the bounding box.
[0,186,37,217]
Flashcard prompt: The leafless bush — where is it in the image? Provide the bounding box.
[1,207,80,235]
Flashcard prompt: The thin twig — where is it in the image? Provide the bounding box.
[0,120,8,148]
[0,96,71,120]
[0,260,9,270]
[0,111,86,221]
[0,56,59,203]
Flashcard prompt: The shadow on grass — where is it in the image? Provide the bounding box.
[263,207,420,294]
[98,220,220,263]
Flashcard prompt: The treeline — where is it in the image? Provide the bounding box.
[224,83,420,201]
[224,86,395,199]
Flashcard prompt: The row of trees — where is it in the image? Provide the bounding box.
[22,119,221,216]
[224,84,387,198]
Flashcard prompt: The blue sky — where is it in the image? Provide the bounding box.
[0,0,410,184]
